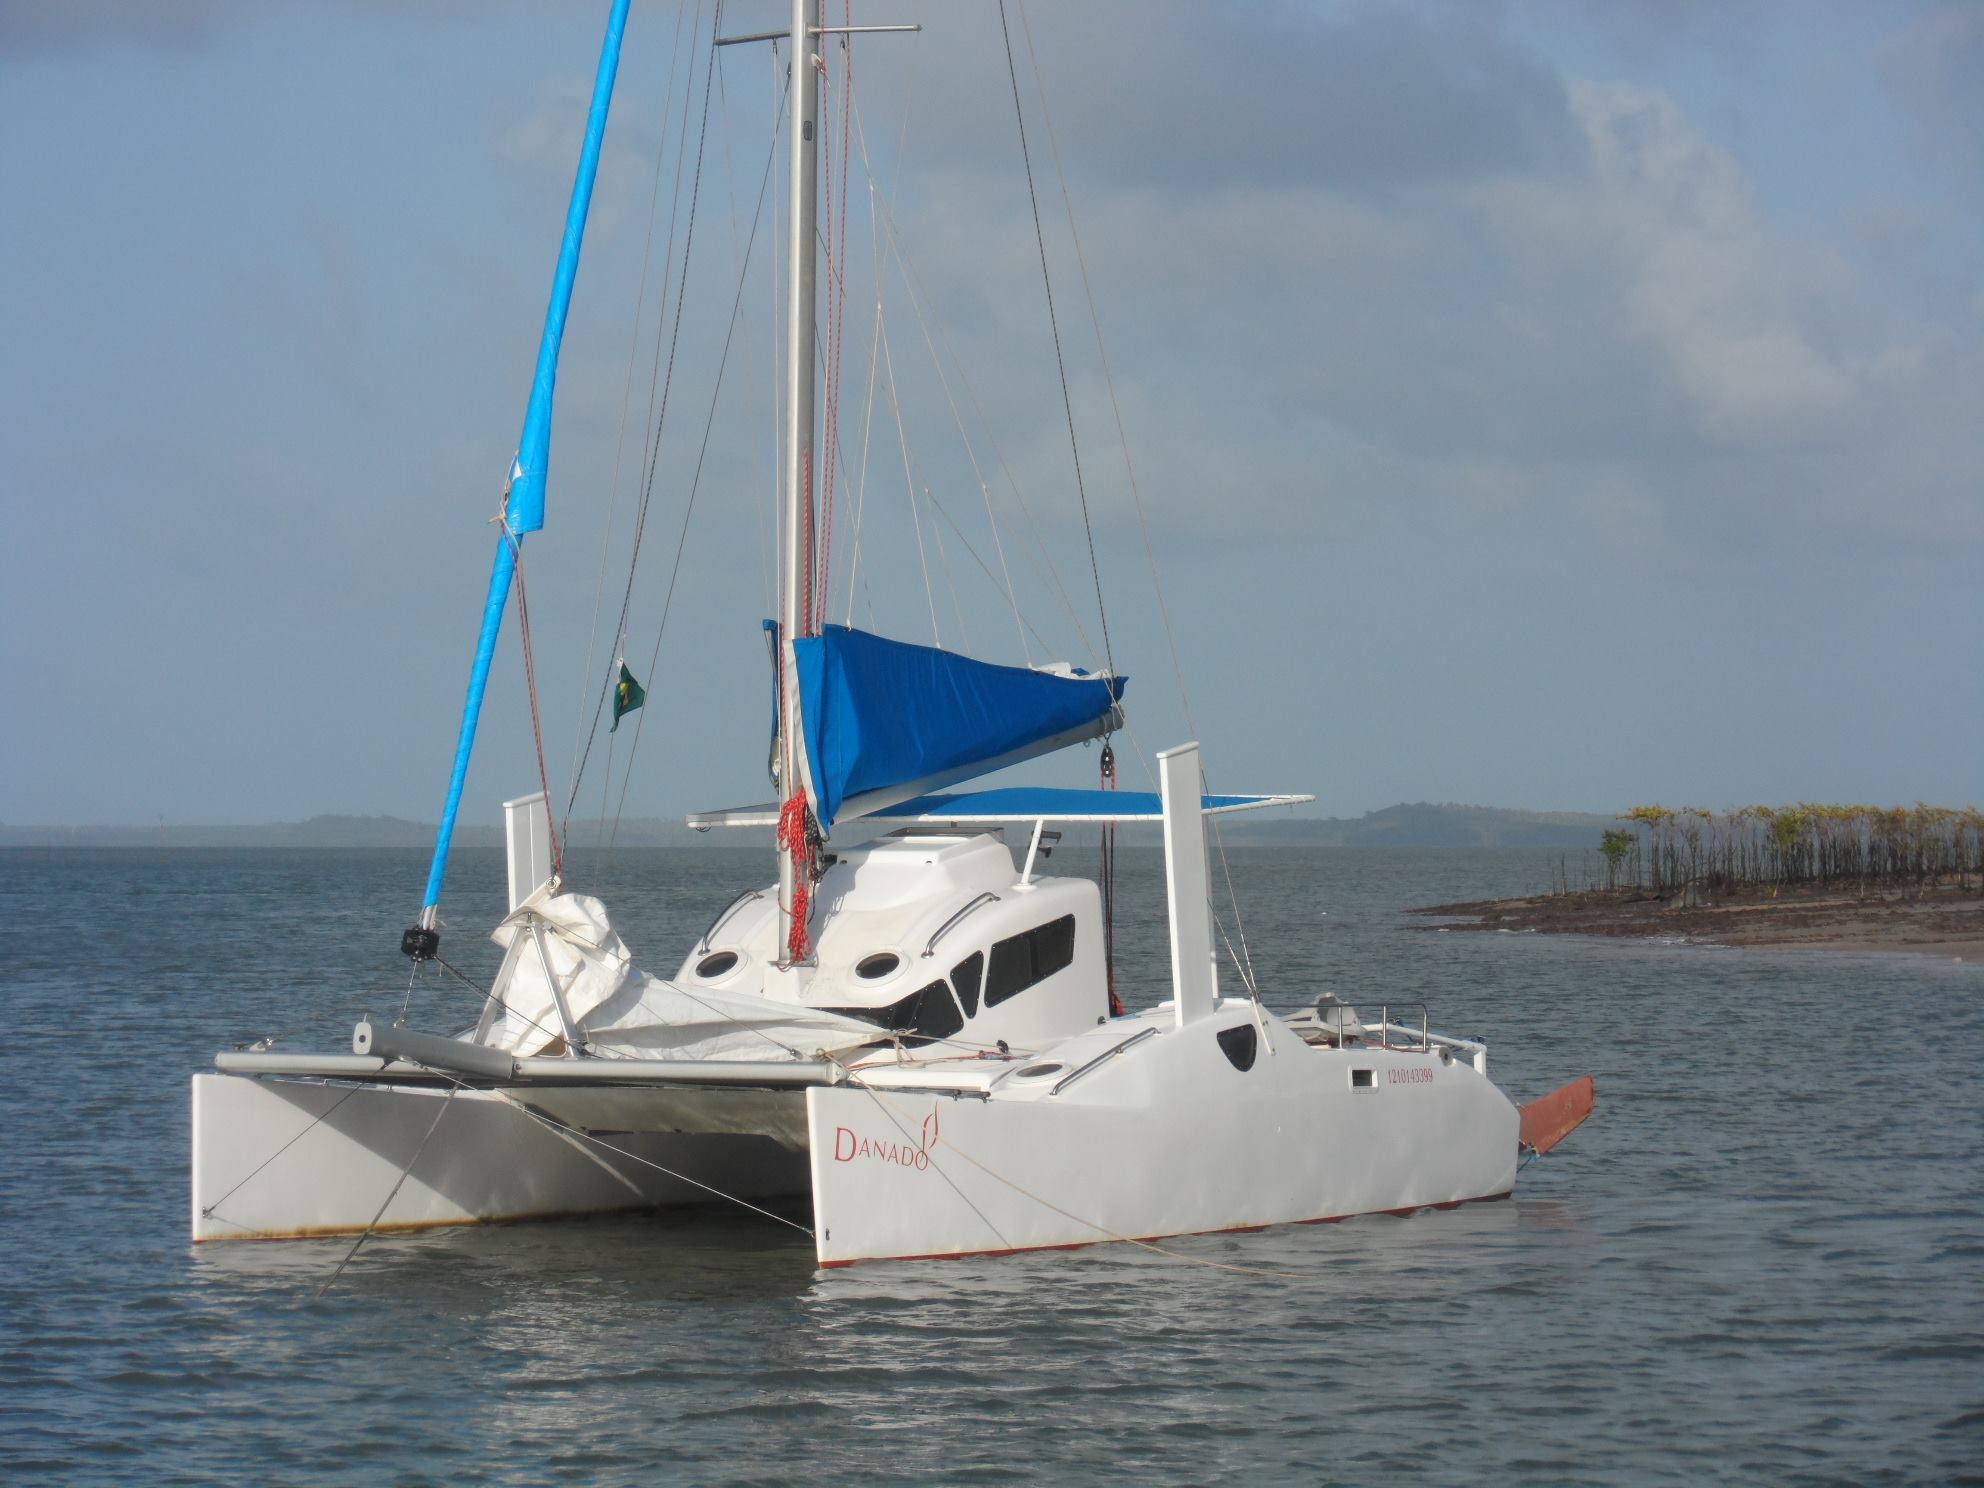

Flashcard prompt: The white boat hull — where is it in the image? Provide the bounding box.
[192,1000,1519,1263]
[190,1073,809,1243]
[809,1007,1519,1265]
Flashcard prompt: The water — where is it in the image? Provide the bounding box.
[2,845,1979,1484]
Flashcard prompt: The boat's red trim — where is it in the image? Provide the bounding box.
[814,1188,1517,1268]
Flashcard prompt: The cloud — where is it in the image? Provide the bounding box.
[1878,2,1984,198]
[1479,80,1856,442]
[0,0,485,54]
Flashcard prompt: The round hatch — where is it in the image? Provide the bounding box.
[855,952,901,980]
[695,951,740,979]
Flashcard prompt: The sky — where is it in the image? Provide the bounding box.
[2,0,1979,833]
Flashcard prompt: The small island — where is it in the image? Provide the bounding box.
[1413,803,1984,959]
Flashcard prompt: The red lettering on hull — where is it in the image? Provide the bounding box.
[830,1122,934,1172]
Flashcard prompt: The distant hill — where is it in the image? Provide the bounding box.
[0,804,1622,850]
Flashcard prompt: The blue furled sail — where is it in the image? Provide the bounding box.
[417,0,630,920]
[790,625,1126,829]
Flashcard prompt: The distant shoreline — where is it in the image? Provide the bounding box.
[1409,881,1984,960]
[0,802,1626,851]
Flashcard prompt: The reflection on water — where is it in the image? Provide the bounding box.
[1,846,1979,1484]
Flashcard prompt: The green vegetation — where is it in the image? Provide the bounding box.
[1607,804,1984,894]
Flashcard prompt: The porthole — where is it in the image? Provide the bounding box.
[855,952,901,980]
[696,951,740,979]
[1017,1063,1063,1078]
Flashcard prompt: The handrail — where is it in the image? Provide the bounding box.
[1051,1025,1160,1096]
[696,888,764,953]
[922,892,999,958]
[1376,1003,1429,1051]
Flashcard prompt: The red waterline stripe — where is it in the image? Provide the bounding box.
[814,1189,1517,1268]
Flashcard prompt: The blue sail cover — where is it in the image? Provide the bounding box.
[791,625,1125,827]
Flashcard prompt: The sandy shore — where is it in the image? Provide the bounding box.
[1410,881,1984,960]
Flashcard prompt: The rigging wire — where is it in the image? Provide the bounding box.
[608,69,790,839]
[879,325,942,644]
[1012,0,1261,992]
[567,0,695,809]
[505,525,563,882]
[567,0,717,832]
[861,167,1105,673]
[995,0,1113,682]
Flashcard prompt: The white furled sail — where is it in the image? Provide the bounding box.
[480,890,876,1062]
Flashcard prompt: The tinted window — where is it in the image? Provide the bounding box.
[983,915,1078,1009]
[1032,915,1076,980]
[822,979,963,1044]
[1217,1023,1258,1072]
[984,936,1033,1007]
[908,980,964,1041]
[950,952,983,1016]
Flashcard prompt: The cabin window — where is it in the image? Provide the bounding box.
[1351,1068,1374,1090]
[1217,1023,1258,1072]
[950,952,984,1016]
[983,914,1078,1009]
[908,979,965,1041]
[822,979,964,1044]
[695,951,739,979]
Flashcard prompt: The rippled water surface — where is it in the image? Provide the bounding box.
[2,845,1979,1484]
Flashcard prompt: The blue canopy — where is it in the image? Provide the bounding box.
[790,625,1125,828]
[869,787,1311,821]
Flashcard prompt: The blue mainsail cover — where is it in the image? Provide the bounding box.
[790,625,1125,827]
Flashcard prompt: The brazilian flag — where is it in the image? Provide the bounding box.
[611,663,646,732]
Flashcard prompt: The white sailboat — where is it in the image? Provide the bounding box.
[190,0,1592,1267]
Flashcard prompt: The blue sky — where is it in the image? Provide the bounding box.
[2,0,1978,830]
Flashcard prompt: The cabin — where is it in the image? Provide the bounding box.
[674,831,1109,1053]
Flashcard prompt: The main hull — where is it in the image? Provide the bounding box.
[807,1008,1520,1265]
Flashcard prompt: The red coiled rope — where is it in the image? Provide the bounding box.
[777,793,813,963]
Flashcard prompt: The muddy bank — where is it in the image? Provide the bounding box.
[1409,881,1984,960]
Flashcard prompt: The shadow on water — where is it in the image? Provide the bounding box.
[190,1203,822,1306]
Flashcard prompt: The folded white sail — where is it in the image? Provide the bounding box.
[482,889,875,1061]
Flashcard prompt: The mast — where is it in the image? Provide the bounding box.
[776,0,822,965]
[404,0,631,958]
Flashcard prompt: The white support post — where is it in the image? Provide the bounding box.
[1021,819,1047,886]
[528,923,584,1057]
[1158,743,1218,1027]
[504,791,553,910]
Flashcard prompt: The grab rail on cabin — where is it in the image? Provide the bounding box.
[696,889,764,953]
[923,892,999,958]
[1051,1025,1160,1096]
